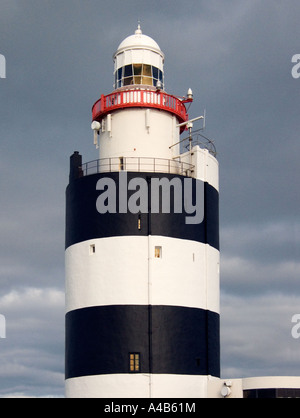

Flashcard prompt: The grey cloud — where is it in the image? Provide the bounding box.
[221,292,300,378]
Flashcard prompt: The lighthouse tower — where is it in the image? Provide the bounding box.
[65,26,220,398]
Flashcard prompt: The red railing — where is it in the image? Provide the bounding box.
[92,89,189,131]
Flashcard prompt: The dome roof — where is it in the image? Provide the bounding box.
[115,25,163,56]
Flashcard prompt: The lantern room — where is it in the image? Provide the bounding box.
[113,24,165,90]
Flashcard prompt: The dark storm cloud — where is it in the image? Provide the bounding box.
[0,0,299,396]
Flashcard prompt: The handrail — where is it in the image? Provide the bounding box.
[79,156,194,178]
[92,89,188,131]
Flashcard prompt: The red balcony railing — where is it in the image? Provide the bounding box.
[92,89,189,132]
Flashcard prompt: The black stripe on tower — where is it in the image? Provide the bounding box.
[65,305,220,379]
[65,172,219,250]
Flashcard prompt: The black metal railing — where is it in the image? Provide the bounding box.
[80,156,194,177]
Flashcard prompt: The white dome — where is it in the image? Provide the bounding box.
[113,26,165,90]
[115,25,163,55]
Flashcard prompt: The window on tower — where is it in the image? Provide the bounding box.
[155,246,162,258]
[124,65,132,76]
[129,353,140,372]
[152,66,158,80]
[133,63,142,75]
[114,64,164,89]
[119,157,125,171]
[133,63,142,84]
[123,64,133,86]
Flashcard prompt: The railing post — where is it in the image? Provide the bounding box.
[100,94,105,112]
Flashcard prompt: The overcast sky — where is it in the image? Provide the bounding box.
[0,0,300,397]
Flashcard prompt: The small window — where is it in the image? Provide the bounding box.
[134,76,142,84]
[123,65,134,86]
[129,353,140,372]
[155,246,162,258]
[124,64,133,77]
[143,64,152,77]
[124,76,133,86]
[117,67,123,80]
[119,157,125,171]
[90,244,96,255]
[133,63,142,75]
[142,76,153,86]
[152,66,159,80]
[114,68,123,89]
[158,69,163,82]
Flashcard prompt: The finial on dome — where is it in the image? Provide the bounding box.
[135,21,142,35]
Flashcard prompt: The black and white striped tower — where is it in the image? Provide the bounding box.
[65,25,220,398]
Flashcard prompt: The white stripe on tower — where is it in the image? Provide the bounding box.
[66,237,219,313]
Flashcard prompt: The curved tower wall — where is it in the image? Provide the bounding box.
[65,26,220,398]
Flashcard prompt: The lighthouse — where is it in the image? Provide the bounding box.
[65,25,220,398]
